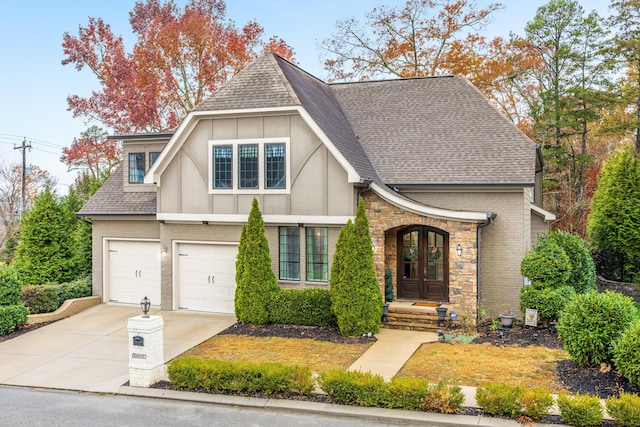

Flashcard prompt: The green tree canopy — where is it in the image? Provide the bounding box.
[588,146,640,282]
[13,188,75,284]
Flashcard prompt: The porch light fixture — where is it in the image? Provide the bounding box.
[141,296,151,318]
[160,245,168,256]
[456,244,462,257]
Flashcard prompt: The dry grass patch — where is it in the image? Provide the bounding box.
[399,342,569,392]
[176,335,372,373]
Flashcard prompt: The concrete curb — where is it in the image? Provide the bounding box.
[118,386,560,427]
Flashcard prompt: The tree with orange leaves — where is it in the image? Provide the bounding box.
[62,0,294,134]
[320,0,542,132]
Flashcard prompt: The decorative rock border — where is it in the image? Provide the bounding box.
[27,296,101,324]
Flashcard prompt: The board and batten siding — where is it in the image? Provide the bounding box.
[157,113,354,218]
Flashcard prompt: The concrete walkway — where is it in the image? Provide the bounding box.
[0,304,235,393]
[348,328,438,380]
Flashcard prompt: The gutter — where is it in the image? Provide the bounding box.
[476,212,496,322]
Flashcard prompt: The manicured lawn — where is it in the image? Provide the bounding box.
[176,334,570,392]
[176,335,373,374]
[398,342,568,392]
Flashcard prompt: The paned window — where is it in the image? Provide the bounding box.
[212,145,233,189]
[306,227,328,282]
[265,143,286,189]
[129,153,145,183]
[149,152,161,167]
[238,144,259,189]
[279,227,300,280]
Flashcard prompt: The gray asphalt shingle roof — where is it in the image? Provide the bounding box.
[77,166,156,216]
[81,53,537,216]
[196,53,535,186]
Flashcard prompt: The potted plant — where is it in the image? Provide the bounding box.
[499,307,515,328]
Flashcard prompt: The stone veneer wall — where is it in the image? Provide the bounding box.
[597,276,640,303]
[363,192,479,320]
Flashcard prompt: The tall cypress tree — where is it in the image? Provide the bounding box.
[234,198,280,324]
[330,199,383,336]
[13,188,75,284]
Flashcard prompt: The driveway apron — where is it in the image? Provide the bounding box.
[0,304,235,393]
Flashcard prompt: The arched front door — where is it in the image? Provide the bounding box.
[397,226,449,301]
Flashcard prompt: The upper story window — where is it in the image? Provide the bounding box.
[149,151,161,167]
[209,138,290,194]
[129,153,145,183]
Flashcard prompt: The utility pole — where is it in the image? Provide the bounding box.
[14,138,32,216]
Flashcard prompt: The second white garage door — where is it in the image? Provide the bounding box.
[175,242,238,313]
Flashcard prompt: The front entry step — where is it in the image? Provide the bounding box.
[382,301,449,332]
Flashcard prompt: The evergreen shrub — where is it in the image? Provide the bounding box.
[423,382,465,414]
[557,393,604,427]
[519,285,575,325]
[381,376,430,410]
[605,392,640,427]
[612,318,640,386]
[268,289,336,327]
[0,266,22,305]
[558,291,638,366]
[21,285,58,314]
[330,200,383,336]
[475,383,521,417]
[519,387,554,420]
[520,238,570,289]
[54,276,92,306]
[0,304,28,335]
[168,357,313,396]
[234,199,280,325]
[317,369,385,406]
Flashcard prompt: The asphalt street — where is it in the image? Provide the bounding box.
[0,386,414,427]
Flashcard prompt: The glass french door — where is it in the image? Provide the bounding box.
[397,226,449,301]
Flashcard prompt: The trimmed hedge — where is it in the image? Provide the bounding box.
[268,288,336,327]
[317,369,464,413]
[20,277,92,314]
[557,393,604,427]
[0,303,29,335]
[54,276,91,306]
[475,383,521,417]
[167,357,314,396]
[606,392,640,427]
[21,285,58,314]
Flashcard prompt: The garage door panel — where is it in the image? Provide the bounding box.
[108,240,161,305]
[177,243,237,313]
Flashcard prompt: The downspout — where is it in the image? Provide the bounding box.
[356,178,373,205]
[476,212,495,322]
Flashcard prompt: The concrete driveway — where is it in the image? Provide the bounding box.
[0,304,235,393]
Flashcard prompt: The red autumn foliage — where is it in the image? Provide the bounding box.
[62,0,294,134]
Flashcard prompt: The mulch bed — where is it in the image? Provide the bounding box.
[218,322,378,344]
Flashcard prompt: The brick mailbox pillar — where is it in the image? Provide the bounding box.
[127,315,164,387]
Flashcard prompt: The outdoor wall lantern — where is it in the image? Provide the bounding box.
[141,296,151,318]
[456,244,463,257]
[160,245,168,256]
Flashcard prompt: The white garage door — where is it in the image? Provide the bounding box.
[176,242,238,313]
[107,240,161,305]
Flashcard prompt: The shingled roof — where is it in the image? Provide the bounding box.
[77,166,156,216]
[195,53,536,186]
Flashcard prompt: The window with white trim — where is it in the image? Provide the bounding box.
[208,138,290,194]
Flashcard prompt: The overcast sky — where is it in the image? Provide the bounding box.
[0,0,610,194]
